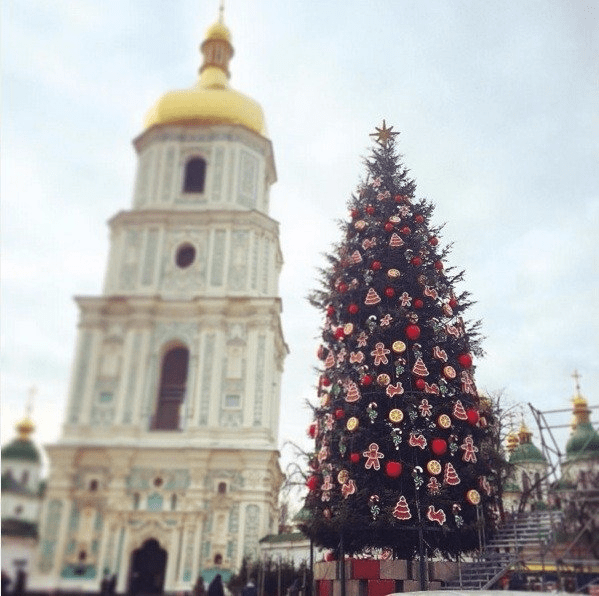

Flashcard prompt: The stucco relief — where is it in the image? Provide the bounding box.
[153,322,199,349]
[161,229,209,295]
[228,230,249,291]
[119,230,141,291]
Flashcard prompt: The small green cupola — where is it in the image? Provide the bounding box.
[509,423,547,464]
[1,416,41,464]
[565,378,599,461]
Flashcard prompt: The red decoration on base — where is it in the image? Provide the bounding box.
[350,452,360,463]
[415,378,426,390]
[411,256,422,267]
[348,303,359,315]
[414,298,424,309]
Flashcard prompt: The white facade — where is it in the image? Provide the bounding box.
[33,57,286,596]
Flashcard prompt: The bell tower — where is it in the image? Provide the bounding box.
[35,10,286,593]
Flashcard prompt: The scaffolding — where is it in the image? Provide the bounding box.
[526,402,599,590]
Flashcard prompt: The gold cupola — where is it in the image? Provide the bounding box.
[144,10,266,136]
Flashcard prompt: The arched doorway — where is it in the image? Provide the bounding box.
[128,538,167,595]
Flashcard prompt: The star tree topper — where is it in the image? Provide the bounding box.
[369,120,400,146]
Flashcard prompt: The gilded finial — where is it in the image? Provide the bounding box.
[370,120,399,147]
[218,0,225,24]
[572,369,582,396]
[16,386,36,439]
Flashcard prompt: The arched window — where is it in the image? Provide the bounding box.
[183,157,206,193]
[217,482,227,495]
[21,470,29,485]
[214,553,223,565]
[133,493,140,510]
[89,479,98,492]
[152,346,189,430]
[521,471,531,492]
[171,494,177,511]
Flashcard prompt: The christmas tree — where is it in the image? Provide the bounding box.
[301,122,498,559]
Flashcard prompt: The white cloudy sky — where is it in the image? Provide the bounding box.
[2,1,598,474]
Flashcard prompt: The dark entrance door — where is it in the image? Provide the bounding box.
[129,538,167,595]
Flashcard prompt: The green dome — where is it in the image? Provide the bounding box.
[565,422,599,460]
[1,438,41,463]
[509,441,547,464]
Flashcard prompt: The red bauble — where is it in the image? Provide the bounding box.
[411,256,422,267]
[394,194,404,203]
[385,461,403,478]
[334,327,345,339]
[361,374,373,386]
[306,476,318,491]
[371,261,382,271]
[434,261,444,271]
[350,452,360,463]
[428,236,439,246]
[326,305,335,316]
[350,209,359,219]
[348,303,359,315]
[431,438,448,456]
[321,376,331,387]
[457,353,473,368]
[449,298,458,308]
[415,378,426,390]
[335,408,345,420]
[415,214,425,224]
[414,298,424,309]
[384,287,395,298]
[366,205,375,215]
[338,283,348,293]
[308,422,317,438]
[405,324,421,340]
[384,222,394,232]
[400,226,411,235]
[466,409,480,425]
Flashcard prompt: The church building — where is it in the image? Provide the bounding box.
[33,10,287,594]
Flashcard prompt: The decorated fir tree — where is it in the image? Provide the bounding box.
[301,122,498,559]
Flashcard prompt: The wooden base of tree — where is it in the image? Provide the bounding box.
[314,559,458,595]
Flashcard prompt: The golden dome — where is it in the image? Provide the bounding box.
[16,416,35,440]
[506,431,519,453]
[144,15,266,136]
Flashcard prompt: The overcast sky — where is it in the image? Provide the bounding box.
[2,1,598,477]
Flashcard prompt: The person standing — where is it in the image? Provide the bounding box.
[242,578,257,596]
[208,574,224,596]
